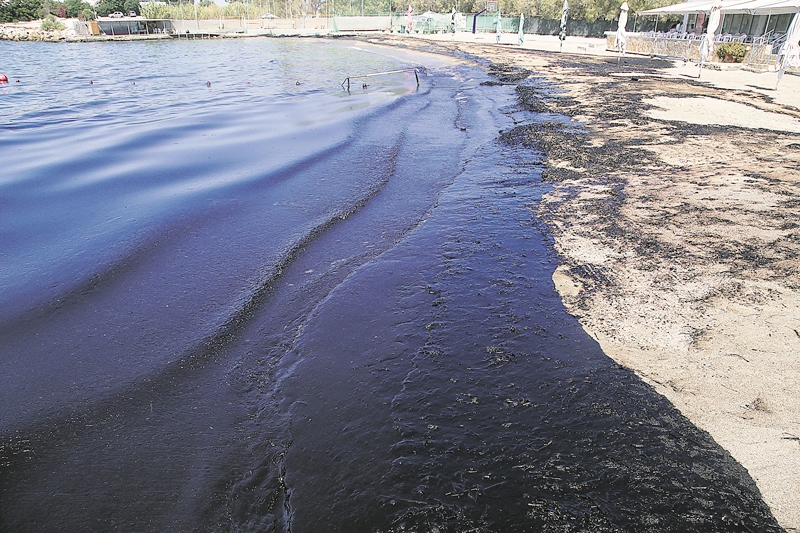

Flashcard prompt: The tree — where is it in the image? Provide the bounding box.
[95,0,124,15]
[0,0,44,21]
[64,0,93,17]
[123,0,141,14]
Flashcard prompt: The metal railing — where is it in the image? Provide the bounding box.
[748,30,786,67]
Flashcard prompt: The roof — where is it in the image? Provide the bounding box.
[638,0,800,15]
[724,0,800,13]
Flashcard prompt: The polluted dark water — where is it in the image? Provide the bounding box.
[0,39,783,532]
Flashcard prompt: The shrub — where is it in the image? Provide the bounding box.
[41,14,66,30]
[716,42,746,63]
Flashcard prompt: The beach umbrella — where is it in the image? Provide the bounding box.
[698,0,721,77]
[518,13,525,45]
[777,10,800,87]
[559,0,569,52]
[407,4,413,33]
[496,12,502,43]
[616,2,629,61]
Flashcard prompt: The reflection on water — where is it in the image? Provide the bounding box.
[0,38,419,325]
[0,37,784,532]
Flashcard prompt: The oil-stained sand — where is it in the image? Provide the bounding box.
[359,34,800,530]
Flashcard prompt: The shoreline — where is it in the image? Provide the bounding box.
[2,27,797,528]
[357,33,800,530]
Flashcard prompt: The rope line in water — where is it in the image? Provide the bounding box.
[342,68,419,90]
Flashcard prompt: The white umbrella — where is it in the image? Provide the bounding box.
[518,13,525,45]
[777,10,800,87]
[559,0,569,52]
[496,12,502,43]
[616,2,629,59]
[699,0,722,77]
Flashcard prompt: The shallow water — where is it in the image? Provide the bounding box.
[0,38,784,532]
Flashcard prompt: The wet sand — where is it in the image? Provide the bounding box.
[359,33,800,531]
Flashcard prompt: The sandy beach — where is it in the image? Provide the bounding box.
[358,32,800,531]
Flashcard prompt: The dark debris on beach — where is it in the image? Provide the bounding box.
[358,33,800,298]
[495,53,800,283]
[354,35,799,530]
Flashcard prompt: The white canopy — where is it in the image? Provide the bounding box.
[639,0,800,15]
[719,0,800,13]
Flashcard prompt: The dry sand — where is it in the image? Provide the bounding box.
[363,33,800,530]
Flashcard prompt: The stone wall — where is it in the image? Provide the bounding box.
[0,23,74,41]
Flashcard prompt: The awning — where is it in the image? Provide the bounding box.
[724,0,800,14]
[638,0,800,15]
